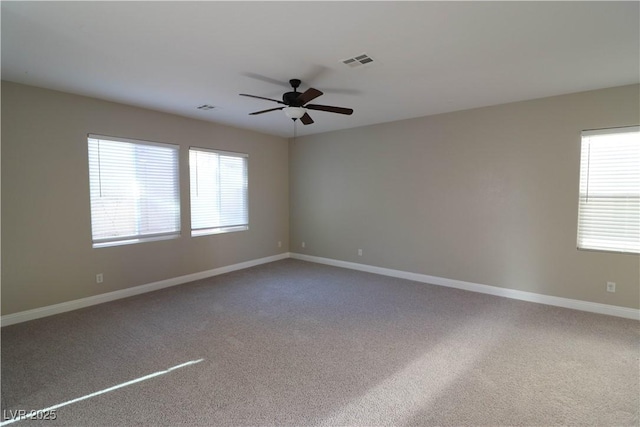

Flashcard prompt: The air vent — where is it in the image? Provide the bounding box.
[341,53,374,68]
[196,104,215,110]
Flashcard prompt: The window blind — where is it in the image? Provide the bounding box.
[189,148,248,236]
[577,126,639,254]
[88,135,180,247]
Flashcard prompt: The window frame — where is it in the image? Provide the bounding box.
[576,125,639,255]
[87,134,181,248]
[188,146,249,237]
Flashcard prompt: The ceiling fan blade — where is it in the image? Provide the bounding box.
[241,72,290,88]
[300,113,314,125]
[249,107,285,115]
[306,104,354,115]
[303,64,330,85]
[240,94,285,104]
[297,88,323,105]
[321,88,362,95]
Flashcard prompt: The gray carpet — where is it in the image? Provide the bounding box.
[1,259,638,426]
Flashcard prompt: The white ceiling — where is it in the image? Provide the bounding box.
[2,1,639,138]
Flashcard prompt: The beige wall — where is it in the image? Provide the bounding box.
[290,84,640,309]
[3,82,638,316]
[1,81,289,315]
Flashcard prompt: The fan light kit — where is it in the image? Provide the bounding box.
[284,107,306,119]
[240,78,353,126]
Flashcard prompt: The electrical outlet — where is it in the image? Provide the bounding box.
[301,241,306,248]
[358,249,363,256]
[606,282,616,293]
[96,273,104,284]
[278,241,282,248]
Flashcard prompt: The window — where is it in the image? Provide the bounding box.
[88,135,180,248]
[189,148,248,236]
[577,126,639,254]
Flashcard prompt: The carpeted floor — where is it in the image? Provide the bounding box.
[1,259,638,426]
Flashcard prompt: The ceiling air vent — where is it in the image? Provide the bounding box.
[341,53,374,68]
[196,104,215,110]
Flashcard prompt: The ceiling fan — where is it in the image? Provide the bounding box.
[240,79,353,125]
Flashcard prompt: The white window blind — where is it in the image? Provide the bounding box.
[577,126,639,254]
[189,148,248,236]
[88,135,180,247]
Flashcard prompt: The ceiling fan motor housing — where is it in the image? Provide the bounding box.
[283,91,303,106]
[283,79,303,106]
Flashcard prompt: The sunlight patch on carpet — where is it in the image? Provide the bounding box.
[320,325,500,426]
[0,359,204,426]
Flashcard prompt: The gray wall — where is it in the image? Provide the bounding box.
[290,84,640,309]
[2,81,289,315]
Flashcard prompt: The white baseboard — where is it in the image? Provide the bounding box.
[1,253,291,327]
[290,253,639,320]
[3,251,637,326]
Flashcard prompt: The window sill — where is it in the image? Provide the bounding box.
[93,233,180,248]
[191,226,248,237]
